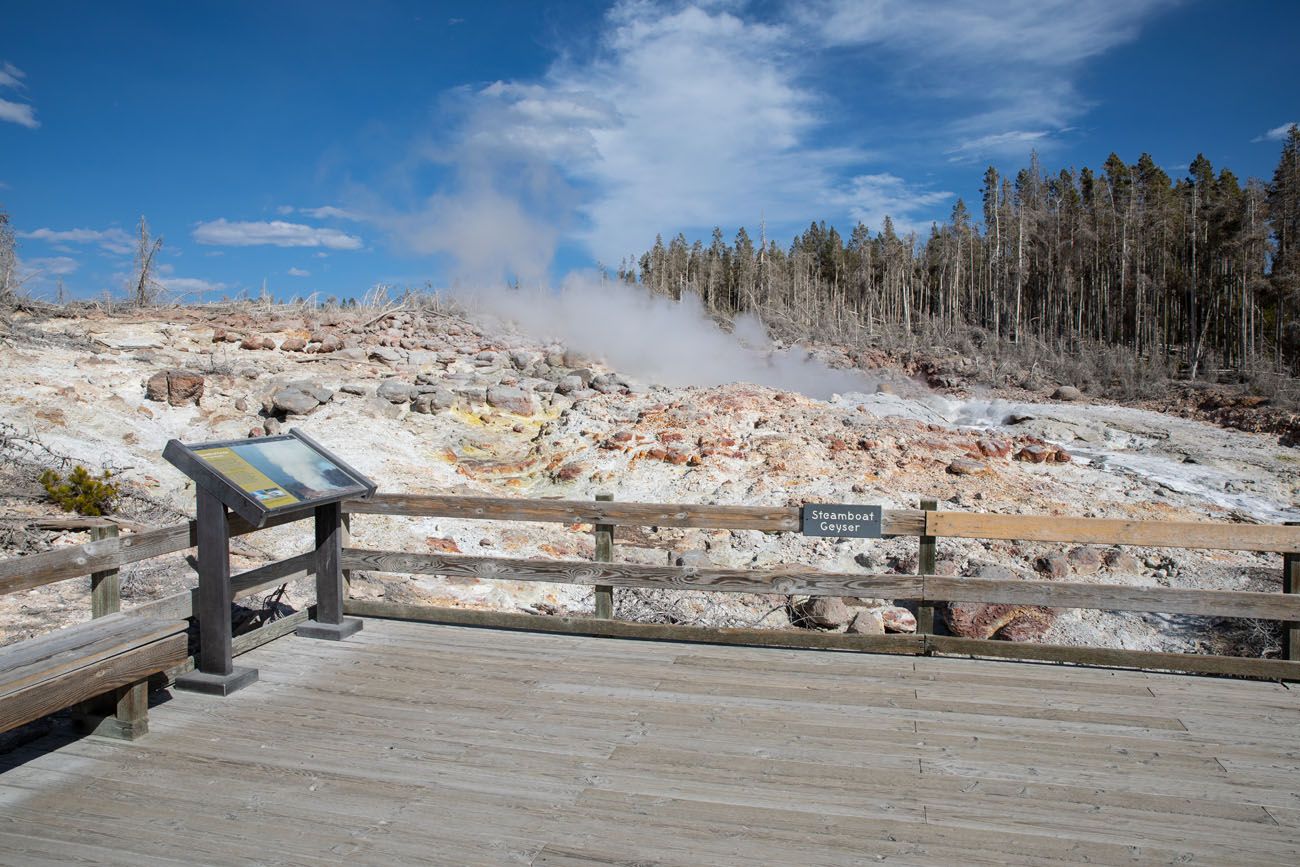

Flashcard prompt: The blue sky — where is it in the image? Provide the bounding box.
[2,0,1297,301]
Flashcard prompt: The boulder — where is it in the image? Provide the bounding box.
[1035,552,1071,579]
[946,458,988,476]
[1015,445,1051,464]
[509,349,540,370]
[847,610,885,635]
[1066,546,1104,574]
[555,375,585,395]
[943,565,1056,641]
[976,438,1012,458]
[370,346,404,365]
[340,383,369,396]
[1104,549,1144,574]
[881,607,917,633]
[377,379,417,404]
[145,370,205,406]
[796,596,854,629]
[412,390,454,414]
[271,387,320,416]
[315,335,343,353]
[280,336,307,352]
[486,386,539,416]
[1052,385,1082,401]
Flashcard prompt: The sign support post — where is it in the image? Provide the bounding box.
[297,501,362,640]
[163,429,376,693]
[175,488,259,695]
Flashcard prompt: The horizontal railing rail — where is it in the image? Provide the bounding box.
[340,492,1300,680]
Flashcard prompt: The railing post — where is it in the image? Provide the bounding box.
[916,499,937,639]
[89,523,120,618]
[1285,523,1299,662]
[341,511,352,597]
[297,501,363,641]
[594,493,614,619]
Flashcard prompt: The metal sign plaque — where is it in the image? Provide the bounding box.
[163,428,376,527]
[801,504,883,538]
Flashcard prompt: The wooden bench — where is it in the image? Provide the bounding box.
[0,614,189,740]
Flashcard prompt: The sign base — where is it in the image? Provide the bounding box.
[175,666,259,696]
[296,618,364,641]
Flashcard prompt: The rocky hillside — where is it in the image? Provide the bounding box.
[1,301,1296,658]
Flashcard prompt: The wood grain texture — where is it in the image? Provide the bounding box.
[0,615,186,694]
[0,632,186,732]
[124,552,315,621]
[926,575,1300,620]
[88,524,120,620]
[0,511,301,596]
[342,493,926,536]
[4,618,1300,864]
[593,493,614,620]
[343,547,1300,620]
[928,510,1300,553]
[927,635,1300,680]
[344,599,925,655]
[341,549,924,598]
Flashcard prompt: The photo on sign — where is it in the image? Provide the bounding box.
[217,439,358,501]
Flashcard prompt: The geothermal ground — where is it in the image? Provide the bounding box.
[1,302,1297,658]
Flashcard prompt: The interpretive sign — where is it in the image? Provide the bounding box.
[163,429,375,527]
[801,503,883,538]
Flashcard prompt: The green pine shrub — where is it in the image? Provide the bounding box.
[39,466,119,516]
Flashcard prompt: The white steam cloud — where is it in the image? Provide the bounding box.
[456,275,872,400]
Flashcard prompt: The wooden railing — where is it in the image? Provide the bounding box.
[3,492,1297,681]
[340,493,1300,681]
[0,513,316,673]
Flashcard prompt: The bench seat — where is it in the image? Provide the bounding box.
[0,614,188,739]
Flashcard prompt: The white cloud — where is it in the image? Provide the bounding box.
[298,205,360,220]
[0,98,38,129]
[1253,122,1297,143]
[419,2,866,265]
[158,276,227,295]
[796,0,1178,158]
[287,267,310,277]
[21,256,79,276]
[947,130,1052,161]
[0,62,26,90]
[0,62,37,128]
[18,226,134,255]
[192,219,362,250]
[831,174,952,236]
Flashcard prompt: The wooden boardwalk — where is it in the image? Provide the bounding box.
[2,619,1299,865]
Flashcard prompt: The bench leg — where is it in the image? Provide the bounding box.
[81,681,150,740]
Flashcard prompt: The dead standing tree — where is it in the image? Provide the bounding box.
[132,216,163,306]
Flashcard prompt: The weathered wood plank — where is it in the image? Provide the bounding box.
[926,575,1300,620]
[927,635,1300,680]
[342,493,926,536]
[88,524,120,619]
[342,548,923,598]
[344,599,925,655]
[593,493,613,619]
[0,511,302,596]
[124,551,315,621]
[927,510,1300,553]
[0,632,186,732]
[0,615,185,694]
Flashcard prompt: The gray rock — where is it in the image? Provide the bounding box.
[453,385,488,404]
[509,349,540,370]
[846,610,885,635]
[377,379,417,403]
[335,347,368,362]
[486,386,539,415]
[415,371,443,385]
[555,375,585,395]
[271,387,320,416]
[264,417,283,435]
[1052,385,1082,401]
[340,383,369,396]
[370,346,404,364]
[591,379,622,395]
